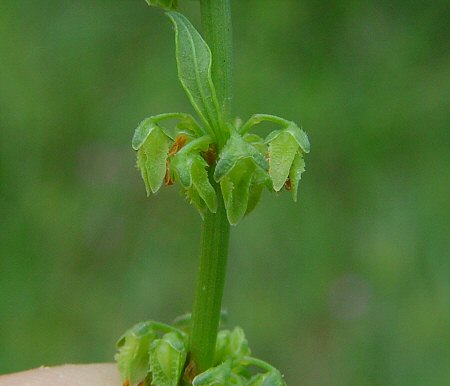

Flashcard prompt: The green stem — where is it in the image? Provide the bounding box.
[189,183,230,374]
[188,0,233,376]
[199,0,233,122]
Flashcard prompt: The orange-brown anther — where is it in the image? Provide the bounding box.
[284,177,292,191]
[165,134,187,186]
[165,159,174,186]
[201,145,217,166]
[168,134,187,156]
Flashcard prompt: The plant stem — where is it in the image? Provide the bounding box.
[188,2,233,374]
[199,0,233,121]
[189,183,230,374]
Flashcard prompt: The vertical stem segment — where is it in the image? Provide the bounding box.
[189,0,233,375]
[199,0,233,120]
[189,183,230,373]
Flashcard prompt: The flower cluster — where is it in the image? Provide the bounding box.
[133,12,309,225]
[116,320,286,385]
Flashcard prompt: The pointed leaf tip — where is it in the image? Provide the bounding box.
[166,11,221,136]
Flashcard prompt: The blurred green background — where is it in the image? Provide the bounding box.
[1,1,449,385]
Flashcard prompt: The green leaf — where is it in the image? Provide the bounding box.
[289,151,305,202]
[192,361,232,385]
[136,124,170,195]
[166,11,222,138]
[145,0,178,10]
[149,331,187,386]
[115,322,156,386]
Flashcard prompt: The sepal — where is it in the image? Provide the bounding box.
[287,151,305,202]
[149,331,187,386]
[246,371,287,386]
[115,322,156,386]
[265,123,308,197]
[214,327,251,364]
[133,118,171,195]
[170,137,217,214]
[213,133,269,224]
[214,133,267,182]
[192,361,232,385]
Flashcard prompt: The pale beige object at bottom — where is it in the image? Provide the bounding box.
[0,363,121,386]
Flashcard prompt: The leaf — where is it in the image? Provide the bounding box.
[192,361,232,385]
[166,11,222,136]
[145,0,178,10]
[149,331,187,386]
[115,322,156,386]
[136,125,170,195]
[289,151,305,202]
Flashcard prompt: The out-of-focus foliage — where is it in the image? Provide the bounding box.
[0,1,449,385]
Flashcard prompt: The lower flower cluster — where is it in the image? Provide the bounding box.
[115,319,287,386]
